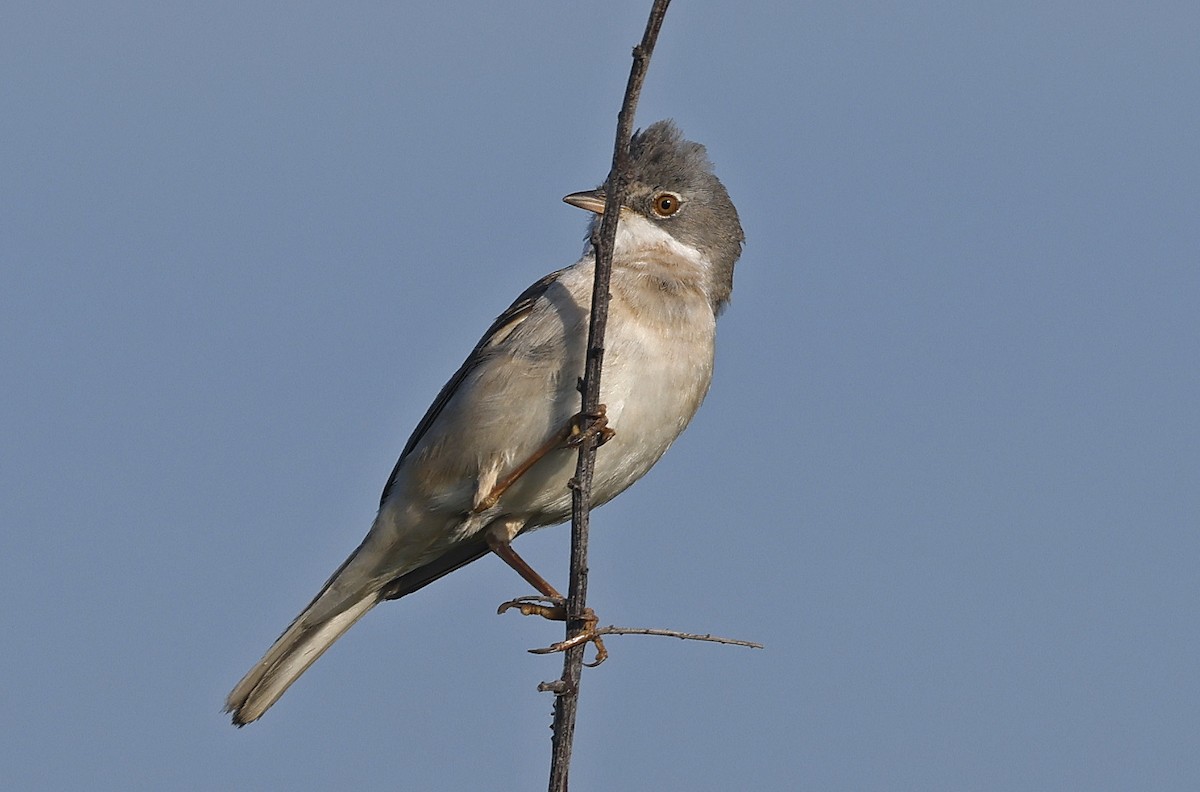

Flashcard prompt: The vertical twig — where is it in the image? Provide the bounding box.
[547,1,673,790]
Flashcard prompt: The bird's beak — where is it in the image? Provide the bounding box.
[563,189,608,215]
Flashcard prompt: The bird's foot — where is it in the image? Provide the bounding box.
[497,595,566,621]
[566,404,615,448]
[497,595,609,667]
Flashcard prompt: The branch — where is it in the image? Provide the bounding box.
[547,1,673,790]
[533,625,765,655]
[503,596,764,657]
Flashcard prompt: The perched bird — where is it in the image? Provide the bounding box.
[226,120,744,725]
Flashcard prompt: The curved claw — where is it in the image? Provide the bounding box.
[583,640,608,667]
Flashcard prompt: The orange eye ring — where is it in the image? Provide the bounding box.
[652,192,682,217]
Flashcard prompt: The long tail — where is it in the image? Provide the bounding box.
[226,535,492,726]
[225,547,382,726]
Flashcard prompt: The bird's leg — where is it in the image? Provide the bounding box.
[471,407,614,666]
[488,531,564,611]
[488,530,608,667]
[471,405,614,514]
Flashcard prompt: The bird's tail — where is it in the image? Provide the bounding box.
[225,550,381,726]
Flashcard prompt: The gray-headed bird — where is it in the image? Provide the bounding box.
[226,120,744,725]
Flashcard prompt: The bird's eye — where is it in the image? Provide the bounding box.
[652,192,682,217]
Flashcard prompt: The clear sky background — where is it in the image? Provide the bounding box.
[3,2,1198,790]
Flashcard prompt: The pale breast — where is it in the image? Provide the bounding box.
[587,271,716,506]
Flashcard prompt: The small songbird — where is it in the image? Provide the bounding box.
[226,120,744,725]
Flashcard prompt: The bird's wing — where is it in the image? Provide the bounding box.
[379,268,566,506]
[377,535,492,601]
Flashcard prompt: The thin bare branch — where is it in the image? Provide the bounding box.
[532,625,764,654]
[547,1,673,790]
[590,626,764,650]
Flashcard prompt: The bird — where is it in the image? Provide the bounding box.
[225,119,744,725]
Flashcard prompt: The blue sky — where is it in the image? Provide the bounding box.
[3,2,1198,790]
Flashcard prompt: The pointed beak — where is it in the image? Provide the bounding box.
[563,189,608,215]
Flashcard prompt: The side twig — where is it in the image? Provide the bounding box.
[534,626,764,655]
[546,2,673,791]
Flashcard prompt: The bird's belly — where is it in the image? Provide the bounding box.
[509,310,716,525]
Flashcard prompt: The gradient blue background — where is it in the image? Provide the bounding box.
[3,2,1198,789]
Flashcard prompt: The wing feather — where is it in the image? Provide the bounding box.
[378,269,565,505]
